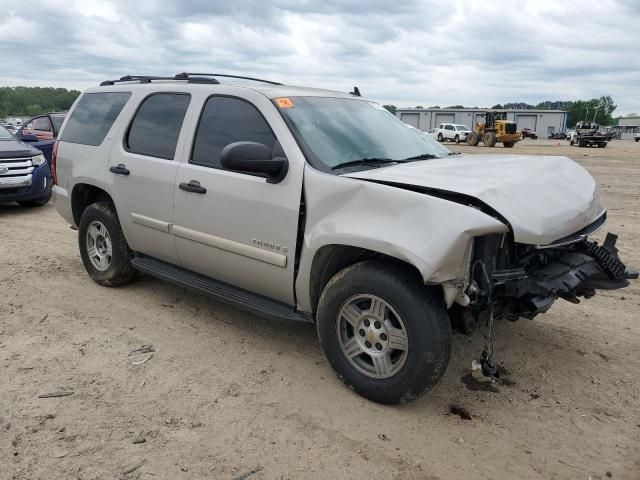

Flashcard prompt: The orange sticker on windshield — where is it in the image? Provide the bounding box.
[275,97,294,108]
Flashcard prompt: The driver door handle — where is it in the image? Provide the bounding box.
[179,180,206,194]
[109,163,130,176]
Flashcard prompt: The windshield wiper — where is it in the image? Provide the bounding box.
[331,158,399,170]
[401,153,438,161]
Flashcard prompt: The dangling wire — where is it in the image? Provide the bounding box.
[470,259,499,380]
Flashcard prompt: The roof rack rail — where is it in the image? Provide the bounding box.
[174,72,283,85]
[99,75,219,86]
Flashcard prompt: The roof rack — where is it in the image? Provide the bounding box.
[174,73,283,85]
[100,73,282,87]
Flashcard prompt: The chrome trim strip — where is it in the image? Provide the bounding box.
[172,225,287,268]
[131,213,171,233]
[536,209,607,249]
[0,174,32,189]
[0,160,32,169]
[0,166,35,176]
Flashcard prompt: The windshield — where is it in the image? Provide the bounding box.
[278,97,451,171]
[0,125,13,139]
[455,125,469,131]
[51,115,65,132]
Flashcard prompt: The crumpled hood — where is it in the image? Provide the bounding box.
[345,154,603,245]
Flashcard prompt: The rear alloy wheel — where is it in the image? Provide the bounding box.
[316,261,451,404]
[78,202,136,287]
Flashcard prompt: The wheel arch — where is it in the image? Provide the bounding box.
[306,243,438,315]
[71,183,116,226]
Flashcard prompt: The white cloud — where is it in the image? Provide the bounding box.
[0,0,638,115]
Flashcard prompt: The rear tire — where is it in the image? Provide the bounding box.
[78,201,136,287]
[316,261,452,404]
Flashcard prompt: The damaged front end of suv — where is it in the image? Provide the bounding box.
[457,212,638,333]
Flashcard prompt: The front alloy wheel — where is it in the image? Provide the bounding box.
[317,261,452,404]
[337,294,408,379]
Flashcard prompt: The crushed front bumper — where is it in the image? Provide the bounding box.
[466,232,637,322]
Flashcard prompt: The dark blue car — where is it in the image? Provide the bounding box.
[0,124,53,207]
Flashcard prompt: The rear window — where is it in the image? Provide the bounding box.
[60,92,130,146]
[125,93,191,160]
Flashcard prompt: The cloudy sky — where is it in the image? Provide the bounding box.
[1,0,639,114]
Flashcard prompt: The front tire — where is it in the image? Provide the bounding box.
[437,133,444,142]
[454,135,460,144]
[483,131,497,147]
[78,202,136,287]
[316,261,452,404]
[467,132,480,146]
[503,141,515,148]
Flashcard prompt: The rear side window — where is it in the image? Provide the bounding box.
[191,96,275,169]
[125,93,191,160]
[61,92,131,146]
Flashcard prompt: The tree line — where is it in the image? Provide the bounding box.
[383,95,618,127]
[0,86,81,118]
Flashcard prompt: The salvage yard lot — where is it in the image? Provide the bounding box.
[1,140,639,479]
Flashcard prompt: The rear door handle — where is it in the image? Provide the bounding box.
[109,164,130,176]
[179,180,206,194]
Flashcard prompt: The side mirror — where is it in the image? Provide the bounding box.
[220,141,288,184]
[19,132,39,142]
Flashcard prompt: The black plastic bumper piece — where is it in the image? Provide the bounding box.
[131,255,314,324]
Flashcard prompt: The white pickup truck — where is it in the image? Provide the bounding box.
[434,123,471,143]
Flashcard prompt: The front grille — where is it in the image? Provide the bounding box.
[0,157,34,177]
[0,157,34,190]
[541,211,607,248]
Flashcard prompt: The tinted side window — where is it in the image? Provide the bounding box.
[191,97,275,169]
[126,93,190,159]
[445,125,453,130]
[61,92,131,146]
[32,117,52,131]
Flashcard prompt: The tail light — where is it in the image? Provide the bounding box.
[51,141,59,185]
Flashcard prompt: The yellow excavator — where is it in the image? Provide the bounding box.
[466,111,521,148]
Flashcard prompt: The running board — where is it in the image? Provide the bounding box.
[131,255,313,324]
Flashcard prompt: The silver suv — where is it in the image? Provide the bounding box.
[52,73,637,404]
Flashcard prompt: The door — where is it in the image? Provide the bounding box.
[516,114,537,132]
[434,113,455,128]
[444,124,455,139]
[105,92,191,264]
[400,113,420,129]
[173,93,304,305]
[23,116,54,140]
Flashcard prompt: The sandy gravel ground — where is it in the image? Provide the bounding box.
[1,139,639,480]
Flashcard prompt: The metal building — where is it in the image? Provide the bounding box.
[396,108,568,137]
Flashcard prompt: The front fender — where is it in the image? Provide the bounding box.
[295,166,508,312]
